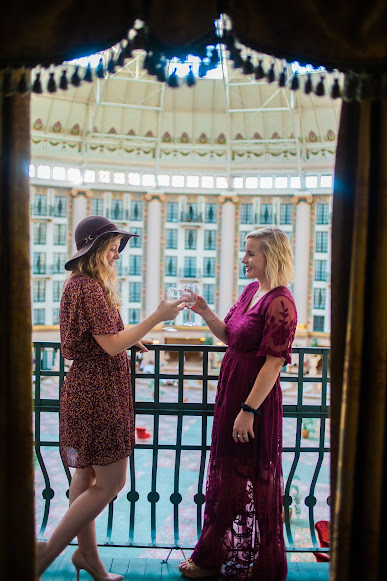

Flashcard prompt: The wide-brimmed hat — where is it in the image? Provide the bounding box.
[65,215,138,271]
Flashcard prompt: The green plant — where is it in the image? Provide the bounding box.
[302,417,316,434]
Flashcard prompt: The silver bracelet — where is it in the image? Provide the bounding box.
[206,313,217,323]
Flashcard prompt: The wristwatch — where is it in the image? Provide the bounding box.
[241,402,261,415]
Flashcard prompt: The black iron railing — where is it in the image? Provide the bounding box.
[33,343,330,556]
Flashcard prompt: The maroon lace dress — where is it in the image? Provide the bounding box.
[191,282,297,580]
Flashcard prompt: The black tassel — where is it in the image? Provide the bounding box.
[107,54,116,75]
[47,72,57,93]
[156,63,166,83]
[209,48,219,68]
[304,74,313,94]
[198,61,208,78]
[17,70,30,95]
[167,68,179,88]
[96,58,105,79]
[186,65,195,87]
[278,67,286,87]
[231,48,243,69]
[71,66,81,87]
[242,55,254,76]
[315,75,325,96]
[59,69,68,90]
[3,69,14,96]
[32,72,43,94]
[343,74,358,101]
[290,73,299,91]
[267,63,275,83]
[123,40,133,60]
[255,59,265,80]
[330,78,341,99]
[83,63,93,83]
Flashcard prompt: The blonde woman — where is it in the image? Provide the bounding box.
[179,227,297,581]
[37,216,184,581]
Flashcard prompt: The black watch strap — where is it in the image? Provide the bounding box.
[241,402,261,415]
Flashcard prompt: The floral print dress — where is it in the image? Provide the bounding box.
[191,281,297,580]
[59,275,135,469]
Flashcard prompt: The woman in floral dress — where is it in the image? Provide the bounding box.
[179,227,297,580]
[37,216,184,581]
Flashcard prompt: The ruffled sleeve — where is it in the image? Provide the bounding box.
[256,294,297,364]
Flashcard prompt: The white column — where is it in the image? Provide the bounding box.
[71,192,88,254]
[218,200,236,319]
[145,196,162,317]
[293,196,312,327]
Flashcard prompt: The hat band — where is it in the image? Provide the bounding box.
[76,223,118,250]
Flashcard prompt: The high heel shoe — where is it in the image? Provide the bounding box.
[72,549,124,581]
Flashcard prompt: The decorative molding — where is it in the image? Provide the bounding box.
[70,188,93,199]
[291,194,313,205]
[218,195,240,204]
[144,192,166,202]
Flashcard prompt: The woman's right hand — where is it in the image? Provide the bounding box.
[153,295,185,324]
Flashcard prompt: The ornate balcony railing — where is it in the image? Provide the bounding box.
[33,343,330,557]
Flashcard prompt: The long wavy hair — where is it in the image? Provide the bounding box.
[245,227,295,289]
[70,234,122,310]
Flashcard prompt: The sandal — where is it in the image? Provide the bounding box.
[178,558,218,578]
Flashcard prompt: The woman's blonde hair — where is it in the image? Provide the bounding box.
[245,227,295,289]
[70,234,122,310]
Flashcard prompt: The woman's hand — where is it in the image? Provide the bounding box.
[153,295,185,324]
[191,295,212,319]
[232,411,255,443]
[134,339,152,353]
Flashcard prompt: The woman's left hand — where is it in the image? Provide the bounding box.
[134,339,153,353]
[232,410,255,443]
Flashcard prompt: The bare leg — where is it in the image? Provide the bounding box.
[37,457,128,576]
[68,466,108,576]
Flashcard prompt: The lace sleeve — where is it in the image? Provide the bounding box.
[256,295,297,364]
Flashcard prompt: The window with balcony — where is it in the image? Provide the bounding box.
[33,194,48,216]
[315,231,328,253]
[313,288,326,309]
[313,315,325,332]
[166,201,178,222]
[33,222,47,244]
[260,203,273,224]
[203,257,215,278]
[53,224,66,245]
[33,309,46,325]
[53,253,66,274]
[130,228,142,247]
[111,199,124,221]
[204,230,216,250]
[166,256,177,276]
[130,200,143,221]
[129,282,141,303]
[129,255,141,276]
[53,280,62,302]
[52,308,60,324]
[166,229,178,249]
[128,309,140,324]
[184,256,197,277]
[53,196,67,217]
[33,280,46,302]
[314,260,327,281]
[183,203,199,222]
[316,203,330,225]
[205,203,217,223]
[280,204,293,225]
[240,203,254,224]
[185,229,197,250]
[33,252,46,274]
[203,284,215,304]
[91,198,104,216]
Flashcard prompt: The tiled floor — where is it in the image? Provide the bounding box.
[42,549,330,580]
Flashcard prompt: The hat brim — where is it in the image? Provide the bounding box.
[65,229,138,271]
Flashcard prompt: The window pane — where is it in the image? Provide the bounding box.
[53,196,67,217]
[33,280,46,302]
[33,194,48,216]
[184,256,197,277]
[130,200,143,221]
[33,253,46,274]
[129,255,142,275]
[166,202,178,222]
[33,222,47,244]
[203,257,215,277]
[203,284,215,304]
[52,253,66,273]
[185,229,197,250]
[313,315,325,332]
[53,281,62,302]
[91,198,104,216]
[166,229,178,249]
[315,231,328,253]
[314,260,327,281]
[313,288,326,309]
[205,203,217,223]
[129,282,141,302]
[165,256,177,276]
[128,309,140,324]
[204,230,216,250]
[53,224,66,245]
[111,199,124,220]
[316,203,330,225]
[240,203,253,224]
[260,203,273,224]
[33,309,46,325]
[280,204,292,225]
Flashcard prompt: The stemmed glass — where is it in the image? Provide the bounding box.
[182,283,199,327]
[162,287,182,332]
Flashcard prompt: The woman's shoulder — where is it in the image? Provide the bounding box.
[266,286,296,307]
[63,275,104,297]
